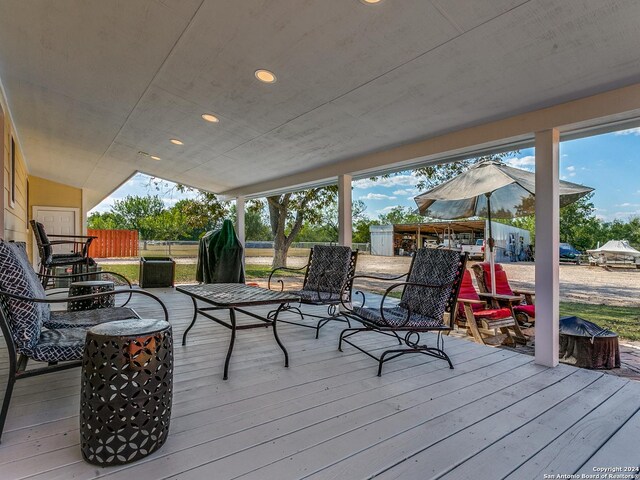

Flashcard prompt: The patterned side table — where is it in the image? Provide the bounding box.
[80,319,173,466]
[68,280,115,311]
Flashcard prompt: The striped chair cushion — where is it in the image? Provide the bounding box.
[0,241,46,355]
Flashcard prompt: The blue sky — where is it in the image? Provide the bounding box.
[92,128,640,222]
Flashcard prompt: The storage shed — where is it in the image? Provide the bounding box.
[370,220,531,261]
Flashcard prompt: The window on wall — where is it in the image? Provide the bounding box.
[10,136,16,207]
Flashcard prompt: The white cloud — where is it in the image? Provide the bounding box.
[393,188,420,196]
[613,127,640,136]
[566,166,575,172]
[505,156,535,169]
[360,193,397,200]
[376,206,400,215]
[615,203,640,207]
[353,172,420,189]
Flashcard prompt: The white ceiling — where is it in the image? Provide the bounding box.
[1,0,640,208]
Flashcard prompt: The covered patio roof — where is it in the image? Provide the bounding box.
[1,1,640,207]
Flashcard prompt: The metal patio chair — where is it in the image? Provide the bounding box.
[339,248,467,376]
[0,240,168,442]
[30,220,96,284]
[268,245,358,338]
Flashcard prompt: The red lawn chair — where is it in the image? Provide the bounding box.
[472,262,535,325]
[457,270,527,346]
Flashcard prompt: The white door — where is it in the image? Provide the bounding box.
[32,207,81,263]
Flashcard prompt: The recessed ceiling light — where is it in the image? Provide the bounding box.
[360,0,383,3]
[255,69,277,84]
[170,139,184,145]
[150,155,161,161]
[201,113,220,123]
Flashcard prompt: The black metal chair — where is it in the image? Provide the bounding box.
[30,220,96,284]
[268,245,358,338]
[0,240,168,442]
[339,248,467,376]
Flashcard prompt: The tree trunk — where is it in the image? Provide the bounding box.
[267,193,311,269]
[272,233,289,269]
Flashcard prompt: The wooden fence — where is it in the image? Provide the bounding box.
[88,229,139,258]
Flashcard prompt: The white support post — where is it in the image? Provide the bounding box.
[535,129,560,367]
[338,174,353,247]
[236,196,245,247]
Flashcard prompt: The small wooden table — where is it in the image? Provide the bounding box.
[177,283,300,380]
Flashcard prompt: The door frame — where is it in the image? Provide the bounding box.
[31,206,81,267]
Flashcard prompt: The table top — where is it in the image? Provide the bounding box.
[88,319,171,337]
[177,283,299,307]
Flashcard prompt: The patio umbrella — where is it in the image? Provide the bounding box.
[414,159,593,294]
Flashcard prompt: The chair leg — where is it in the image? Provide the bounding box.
[0,362,17,443]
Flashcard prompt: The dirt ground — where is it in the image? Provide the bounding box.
[249,254,640,307]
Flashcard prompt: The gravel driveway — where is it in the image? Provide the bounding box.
[250,254,640,307]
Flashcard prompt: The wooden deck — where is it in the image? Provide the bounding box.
[1,288,639,479]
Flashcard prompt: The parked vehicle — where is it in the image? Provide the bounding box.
[559,243,583,264]
[461,239,485,260]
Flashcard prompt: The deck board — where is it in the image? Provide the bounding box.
[0,288,637,480]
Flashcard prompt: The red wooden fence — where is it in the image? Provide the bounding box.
[88,229,139,258]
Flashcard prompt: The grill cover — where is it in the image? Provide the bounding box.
[196,220,245,284]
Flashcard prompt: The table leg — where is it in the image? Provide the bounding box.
[182,296,199,346]
[272,303,289,368]
[224,308,237,380]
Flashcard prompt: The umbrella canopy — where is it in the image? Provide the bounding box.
[414,159,593,219]
[414,159,594,294]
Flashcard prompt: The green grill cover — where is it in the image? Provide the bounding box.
[196,220,245,283]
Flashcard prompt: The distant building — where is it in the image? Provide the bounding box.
[370,220,532,262]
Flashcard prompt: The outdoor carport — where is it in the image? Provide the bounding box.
[2,1,640,477]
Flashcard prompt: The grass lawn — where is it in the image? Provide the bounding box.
[559,302,640,342]
[100,262,640,341]
[100,262,303,285]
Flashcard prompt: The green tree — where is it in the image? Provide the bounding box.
[377,206,423,225]
[265,187,337,268]
[87,211,123,230]
[245,208,273,241]
[174,193,229,233]
[110,195,165,240]
[353,218,381,244]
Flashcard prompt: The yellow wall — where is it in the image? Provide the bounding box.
[28,176,83,212]
[27,176,84,258]
[1,94,29,243]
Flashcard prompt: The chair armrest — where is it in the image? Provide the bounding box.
[267,264,308,291]
[457,298,486,305]
[47,240,87,247]
[38,270,133,306]
[512,289,535,304]
[0,289,169,322]
[478,292,523,303]
[512,289,535,296]
[48,234,97,240]
[38,270,132,288]
[339,272,409,314]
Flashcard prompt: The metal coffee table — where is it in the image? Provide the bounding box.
[177,283,300,379]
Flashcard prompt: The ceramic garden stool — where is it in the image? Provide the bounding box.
[80,319,173,465]
[68,280,115,311]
